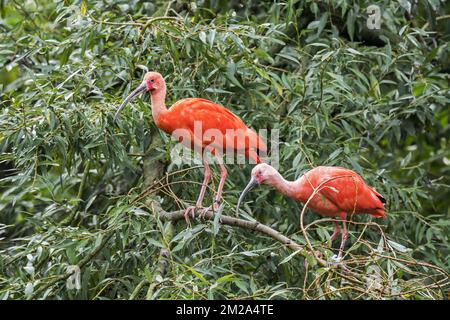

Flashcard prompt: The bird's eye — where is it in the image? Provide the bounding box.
[150,79,154,83]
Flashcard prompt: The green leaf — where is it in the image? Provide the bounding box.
[346,9,355,41]
[212,203,224,235]
[80,0,87,15]
[199,31,207,44]
[387,240,412,253]
[226,61,244,89]
[216,274,236,284]
[412,82,427,97]
[279,249,302,265]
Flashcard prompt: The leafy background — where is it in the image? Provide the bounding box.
[0,0,449,299]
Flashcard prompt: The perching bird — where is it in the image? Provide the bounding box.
[115,71,266,222]
[236,163,386,259]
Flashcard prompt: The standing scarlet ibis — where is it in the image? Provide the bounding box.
[236,163,386,259]
[115,71,266,222]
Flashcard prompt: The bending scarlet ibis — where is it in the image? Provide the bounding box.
[236,163,386,259]
[115,71,266,222]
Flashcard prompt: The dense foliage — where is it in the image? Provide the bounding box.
[0,0,449,299]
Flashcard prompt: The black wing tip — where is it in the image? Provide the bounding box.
[378,195,387,204]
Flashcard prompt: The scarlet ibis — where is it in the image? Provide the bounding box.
[115,71,266,222]
[236,163,386,259]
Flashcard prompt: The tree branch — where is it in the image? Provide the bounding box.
[146,221,175,300]
[155,206,327,265]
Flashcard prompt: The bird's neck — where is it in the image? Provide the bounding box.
[150,87,168,125]
[269,171,301,200]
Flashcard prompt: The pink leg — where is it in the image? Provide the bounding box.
[330,221,340,241]
[184,159,211,224]
[337,213,348,259]
[213,155,228,211]
[196,159,211,207]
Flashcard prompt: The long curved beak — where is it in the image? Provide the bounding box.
[236,177,259,215]
[114,82,147,121]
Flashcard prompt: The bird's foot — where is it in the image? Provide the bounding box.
[329,254,343,265]
[184,206,201,226]
[327,254,350,272]
[199,206,211,219]
[199,201,222,219]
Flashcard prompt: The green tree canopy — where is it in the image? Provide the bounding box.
[0,0,449,299]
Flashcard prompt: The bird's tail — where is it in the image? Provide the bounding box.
[245,128,267,164]
[369,187,387,218]
[370,208,386,218]
[246,128,267,152]
[246,149,262,164]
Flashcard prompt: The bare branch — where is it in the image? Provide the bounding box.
[155,206,328,265]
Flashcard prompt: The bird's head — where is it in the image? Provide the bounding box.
[143,71,165,92]
[236,163,278,214]
[114,71,165,120]
[251,163,278,184]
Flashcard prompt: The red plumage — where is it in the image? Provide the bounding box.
[157,98,267,163]
[237,163,386,259]
[294,166,386,219]
[115,72,266,222]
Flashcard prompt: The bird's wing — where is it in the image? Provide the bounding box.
[311,167,385,217]
[169,98,267,152]
[170,98,246,130]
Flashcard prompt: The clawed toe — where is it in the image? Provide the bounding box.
[183,208,192,226]
[183,201,222,224]
[184,206,201,226]
[199,207,210,219]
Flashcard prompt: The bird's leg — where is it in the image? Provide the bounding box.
[184,159,211,225]
[313,220,341,264]
[183,207,195,226]
[337,213,348,259]
[329,213,348,266]
[330,221,341,242]
[196,159,212,208]
[200,153,227,217]
[213,161,227,211]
